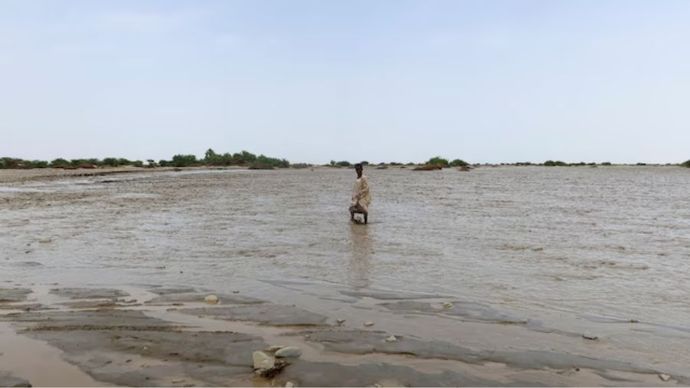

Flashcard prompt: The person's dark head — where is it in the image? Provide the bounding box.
[354,163,363,177]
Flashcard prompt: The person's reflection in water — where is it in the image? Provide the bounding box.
[348,223,374,289]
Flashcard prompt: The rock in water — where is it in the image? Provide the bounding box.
[266,345,284,353]
[385,335,398,342]
[364,321,375,327]
[204,294,219,304]
[275,346,302,358]
[659,374,671,382]
[252,351,275,370]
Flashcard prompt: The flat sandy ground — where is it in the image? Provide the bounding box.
[1,167,688,387]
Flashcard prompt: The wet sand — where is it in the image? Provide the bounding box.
[0,284,681,387]
[1,167,689,386]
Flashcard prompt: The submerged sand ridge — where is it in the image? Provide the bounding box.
[0,283,687,387]
[1,167,690,385]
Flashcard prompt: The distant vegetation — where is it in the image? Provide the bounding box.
[0,148,290,170]
[3,153,682,170]
[426,156,449,168]
[450,159,469,167]
[0,156,141,169]
[162,149,289,168]
[328,160,352,167]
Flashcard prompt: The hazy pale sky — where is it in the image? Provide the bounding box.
[1,0,689,164]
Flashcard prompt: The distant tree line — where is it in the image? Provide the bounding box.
[326,157,470,168]
[0,148,290,170]
[161,149,290,168]
[0,156,143,169]
[3,153,688,170]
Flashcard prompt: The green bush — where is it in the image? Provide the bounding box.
[102,157,120,167]
[681,160,690,168]
[426,156,449,167]
[0,157,21,169]
[335,161,351,167]
[544,160,567,167]
[28,160,49,168]
[449,159,468,167]
[171,154,198,167]
[50,158,71,168]
[601,162,612,166]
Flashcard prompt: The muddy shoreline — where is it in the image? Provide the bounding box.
[0,284,686,387]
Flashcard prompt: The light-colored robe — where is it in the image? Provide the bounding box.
[351,175,372,213]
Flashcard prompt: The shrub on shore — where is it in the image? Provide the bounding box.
[681,160,690,168]
[449,159,469,167]
[544,160,567,166]
[426,156,449,168]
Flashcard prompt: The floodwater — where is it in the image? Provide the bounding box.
[2,166,690,379]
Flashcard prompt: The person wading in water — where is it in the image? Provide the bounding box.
[349,163,372,224]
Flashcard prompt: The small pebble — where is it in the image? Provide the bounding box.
[385,335,397,342]
[336,319,346,326]
[659,374,671,382]
[285,382,295,388]
[364,321,375,327]
[204,294,219,304]
[252,351,275,370]
[275,346,302,358]
[582,333,598,340]
[442,302,453,309]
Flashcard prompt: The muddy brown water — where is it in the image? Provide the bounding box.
[1,166,690,383]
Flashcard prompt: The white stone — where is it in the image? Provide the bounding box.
[252,351,275,370]
[385,335,397,342]
[285,382,295,388]
[204,294,219,304]
[659,374,671,382]
[275,346,302,358]
[266,345,284,353]
[364,321,375,327]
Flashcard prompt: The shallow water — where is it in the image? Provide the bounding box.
[2,166,690,375]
